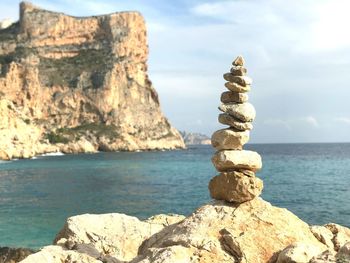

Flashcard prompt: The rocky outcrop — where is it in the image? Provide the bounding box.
[0,2,185,160]
[19,199,350,263]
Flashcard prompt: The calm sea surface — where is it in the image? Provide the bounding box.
[0,143,350,249]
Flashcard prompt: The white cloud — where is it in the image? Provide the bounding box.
[263,119,291,130]
[300,116,319,128]
[334,117,350,125]
[263,116,319,130]
[191,0,350,53]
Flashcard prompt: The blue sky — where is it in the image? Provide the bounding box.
[1,0,350,143]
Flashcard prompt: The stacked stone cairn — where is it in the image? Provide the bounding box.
[209,56,263,203]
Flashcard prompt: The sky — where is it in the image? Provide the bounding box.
[1,0,350,143]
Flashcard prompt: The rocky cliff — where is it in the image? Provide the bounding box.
[0,2,185,160]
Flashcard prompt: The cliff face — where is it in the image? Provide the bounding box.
[0,2,185,160]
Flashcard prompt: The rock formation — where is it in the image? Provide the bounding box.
[209,56,263,203]
[0,2,185,160]
[18,201,350,263]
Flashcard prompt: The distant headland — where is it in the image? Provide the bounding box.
[0,2,185,161]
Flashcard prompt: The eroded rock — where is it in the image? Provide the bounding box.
[212,150,262,172]
[208,171,263,203]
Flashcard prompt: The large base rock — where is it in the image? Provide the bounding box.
[208,171,263,203]
[134,198,327,263]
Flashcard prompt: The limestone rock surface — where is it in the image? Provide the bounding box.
[18,199,350,263]
[221,91,248,103]
[223,74,252,86]
[219,102,256,122]
[212,150,262,172]
[211,128,249,150]
[53,213,183,262]
[134,198,327,263]
[208,171,263,202]
[230,66,247,76]
[276,242,324,263]
[0,247,35,263]
[218,113,253,131]
[0,2,185,160]
[20,245,102,263]
[225,82,250,92]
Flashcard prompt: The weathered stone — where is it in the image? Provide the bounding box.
[211,128,249,150]
[325,223,350,251]
[337,242,350,262]
[218,113,253,131]
[145,214,186,226]
[230,66,247,76]
[219,102,256,122]
[223,74,252,86]
[276,242,324,263]
[20,245,102,263]
[136,198,327,263]
[221,91,248,103]
[225,82,251,92]
[310,250,336,263]
[53,213,183,261]
[212,150,262,172]
[310,225,335,250]
[232,55,245,66]
[0,247,35,263]
[208,170,263,202]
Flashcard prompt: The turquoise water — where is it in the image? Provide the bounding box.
[0,143,350,249]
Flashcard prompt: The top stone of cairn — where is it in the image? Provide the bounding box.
[232,55,245,66]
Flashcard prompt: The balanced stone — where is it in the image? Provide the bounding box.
[225,82,250,93]
[219,102,256,122]
[230,66,247,76]
[221,91,248,103]
[218,113,253,131]
[233,56,245,66]
[208,170,263,203]
[223,74,252,86]
[211,128,250,150]
[212,150,262,172]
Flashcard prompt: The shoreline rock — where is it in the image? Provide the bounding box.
[17,199,350,263]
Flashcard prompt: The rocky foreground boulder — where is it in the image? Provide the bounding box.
[19,198,350,263]
[0,2,185,160]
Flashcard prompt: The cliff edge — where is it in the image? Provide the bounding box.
[0,2,185,160]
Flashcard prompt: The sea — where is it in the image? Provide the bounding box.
[0,143,350,249]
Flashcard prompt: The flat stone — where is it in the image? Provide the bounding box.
[219,102,256,122]
[232,56,245,66]
[230,66,247,76]
[218,113,253,131]
[209,170,263,203]
[224,82,250,92]
[211,128,250,150]
[212,150,262,172]
[221,91,248,103]
[223,74,252,86]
